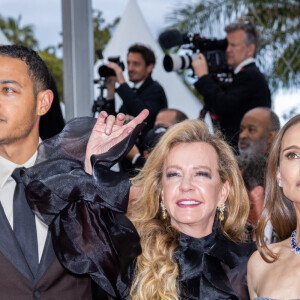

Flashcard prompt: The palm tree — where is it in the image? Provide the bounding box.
[166,0,300,90]
[0,15,38,49]
[93,9,119,62]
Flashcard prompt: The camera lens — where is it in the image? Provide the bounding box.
[163,53,199,72]
[98,65,116,77]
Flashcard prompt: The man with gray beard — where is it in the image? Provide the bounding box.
[238,107,280,159]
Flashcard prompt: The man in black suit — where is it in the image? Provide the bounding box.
[105,43,168,132]
[0,45,92,299]
[192,21,271,148]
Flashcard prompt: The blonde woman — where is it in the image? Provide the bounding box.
[20,111,255,299]
[127,119,255,300]
[248,114,300,299]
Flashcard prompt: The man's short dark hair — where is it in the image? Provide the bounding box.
[225,21,259,56]
[238,154,267,191]
[0,45,51,98]
[159,108,188,125]
[128,44,156,66]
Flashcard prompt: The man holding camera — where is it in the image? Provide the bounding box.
[192,21,271,148]
[105,44,168,132]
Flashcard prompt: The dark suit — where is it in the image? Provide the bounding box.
[0,183,92,299]
[117,75,168,131]
[194,62,271,147]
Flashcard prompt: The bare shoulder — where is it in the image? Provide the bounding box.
[247,246,276,297]
[247,241,284,273]
[248,240,288,274]
[247,249,264,272]
[247,249,266,285]
[247,250,263,298]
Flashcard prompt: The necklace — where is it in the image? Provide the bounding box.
[291,230,300,254]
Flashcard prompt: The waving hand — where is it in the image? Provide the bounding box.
[84,109,149,174]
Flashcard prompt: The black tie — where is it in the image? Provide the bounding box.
[12,169,39,276]
[132,87,137,93]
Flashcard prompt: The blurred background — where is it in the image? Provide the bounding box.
[0,0,299,124]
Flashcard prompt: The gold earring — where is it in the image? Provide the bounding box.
[40,109,45,115]
[161,201,167,219]
[218,203,226,222]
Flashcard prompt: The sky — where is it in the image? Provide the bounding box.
[0,0,299,124]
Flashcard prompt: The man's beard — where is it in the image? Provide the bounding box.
[238,136,268,159]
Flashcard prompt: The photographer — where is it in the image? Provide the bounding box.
[105,44,168,132]
[192,21,271,148]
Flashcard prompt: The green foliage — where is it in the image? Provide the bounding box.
[93,9,119,61]
[39,49,63,102]
[167,0,300,91]
[0,14,38,49]
[0,10,119,103]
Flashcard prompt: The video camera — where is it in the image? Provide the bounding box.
[158,29,232,76]
[98,56,125,77]
[92,52,125,117]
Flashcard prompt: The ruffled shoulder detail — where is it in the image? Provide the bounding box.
[19,117,144,299]
[175,225,256,300]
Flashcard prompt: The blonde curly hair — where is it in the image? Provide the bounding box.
[128,119,249,300]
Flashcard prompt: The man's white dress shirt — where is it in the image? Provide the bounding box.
[0,153,48,262]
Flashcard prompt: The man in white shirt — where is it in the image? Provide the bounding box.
[192,21,271,148]
[105,44,168,132]
[0,45,92,299]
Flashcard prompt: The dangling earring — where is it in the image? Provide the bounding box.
[161,201,167,219]
[218,203,226,222]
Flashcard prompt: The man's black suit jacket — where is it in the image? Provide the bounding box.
[194,62,271,148]
[117,75,168,131]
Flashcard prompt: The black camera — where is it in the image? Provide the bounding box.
[159,29,231,75]
[98,56,125,77]
[92,52,123,117]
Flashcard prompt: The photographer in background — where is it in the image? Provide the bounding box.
[105,44,168,132]
[192,21,271,148]
[238,107,280,159]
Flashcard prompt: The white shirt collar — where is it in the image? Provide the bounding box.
[0,139,41,189]
[234,57,255,74]
[133,80,144,89]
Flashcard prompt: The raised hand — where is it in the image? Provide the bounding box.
[84,109,149,174]
[191,53,208,78]
[106,62,126,84]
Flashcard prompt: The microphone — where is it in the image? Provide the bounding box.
[158,29,187,49]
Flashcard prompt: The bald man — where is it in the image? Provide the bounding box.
[238,107,280,158]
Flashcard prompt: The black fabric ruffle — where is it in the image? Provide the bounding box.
[19,117,143,299]
[175,223,256,300]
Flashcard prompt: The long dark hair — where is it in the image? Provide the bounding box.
[256,114,300,262]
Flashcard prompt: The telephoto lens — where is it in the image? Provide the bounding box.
[163,53,199,72]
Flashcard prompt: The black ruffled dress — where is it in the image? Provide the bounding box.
[19,117,256,300]
[175,226,256,300]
